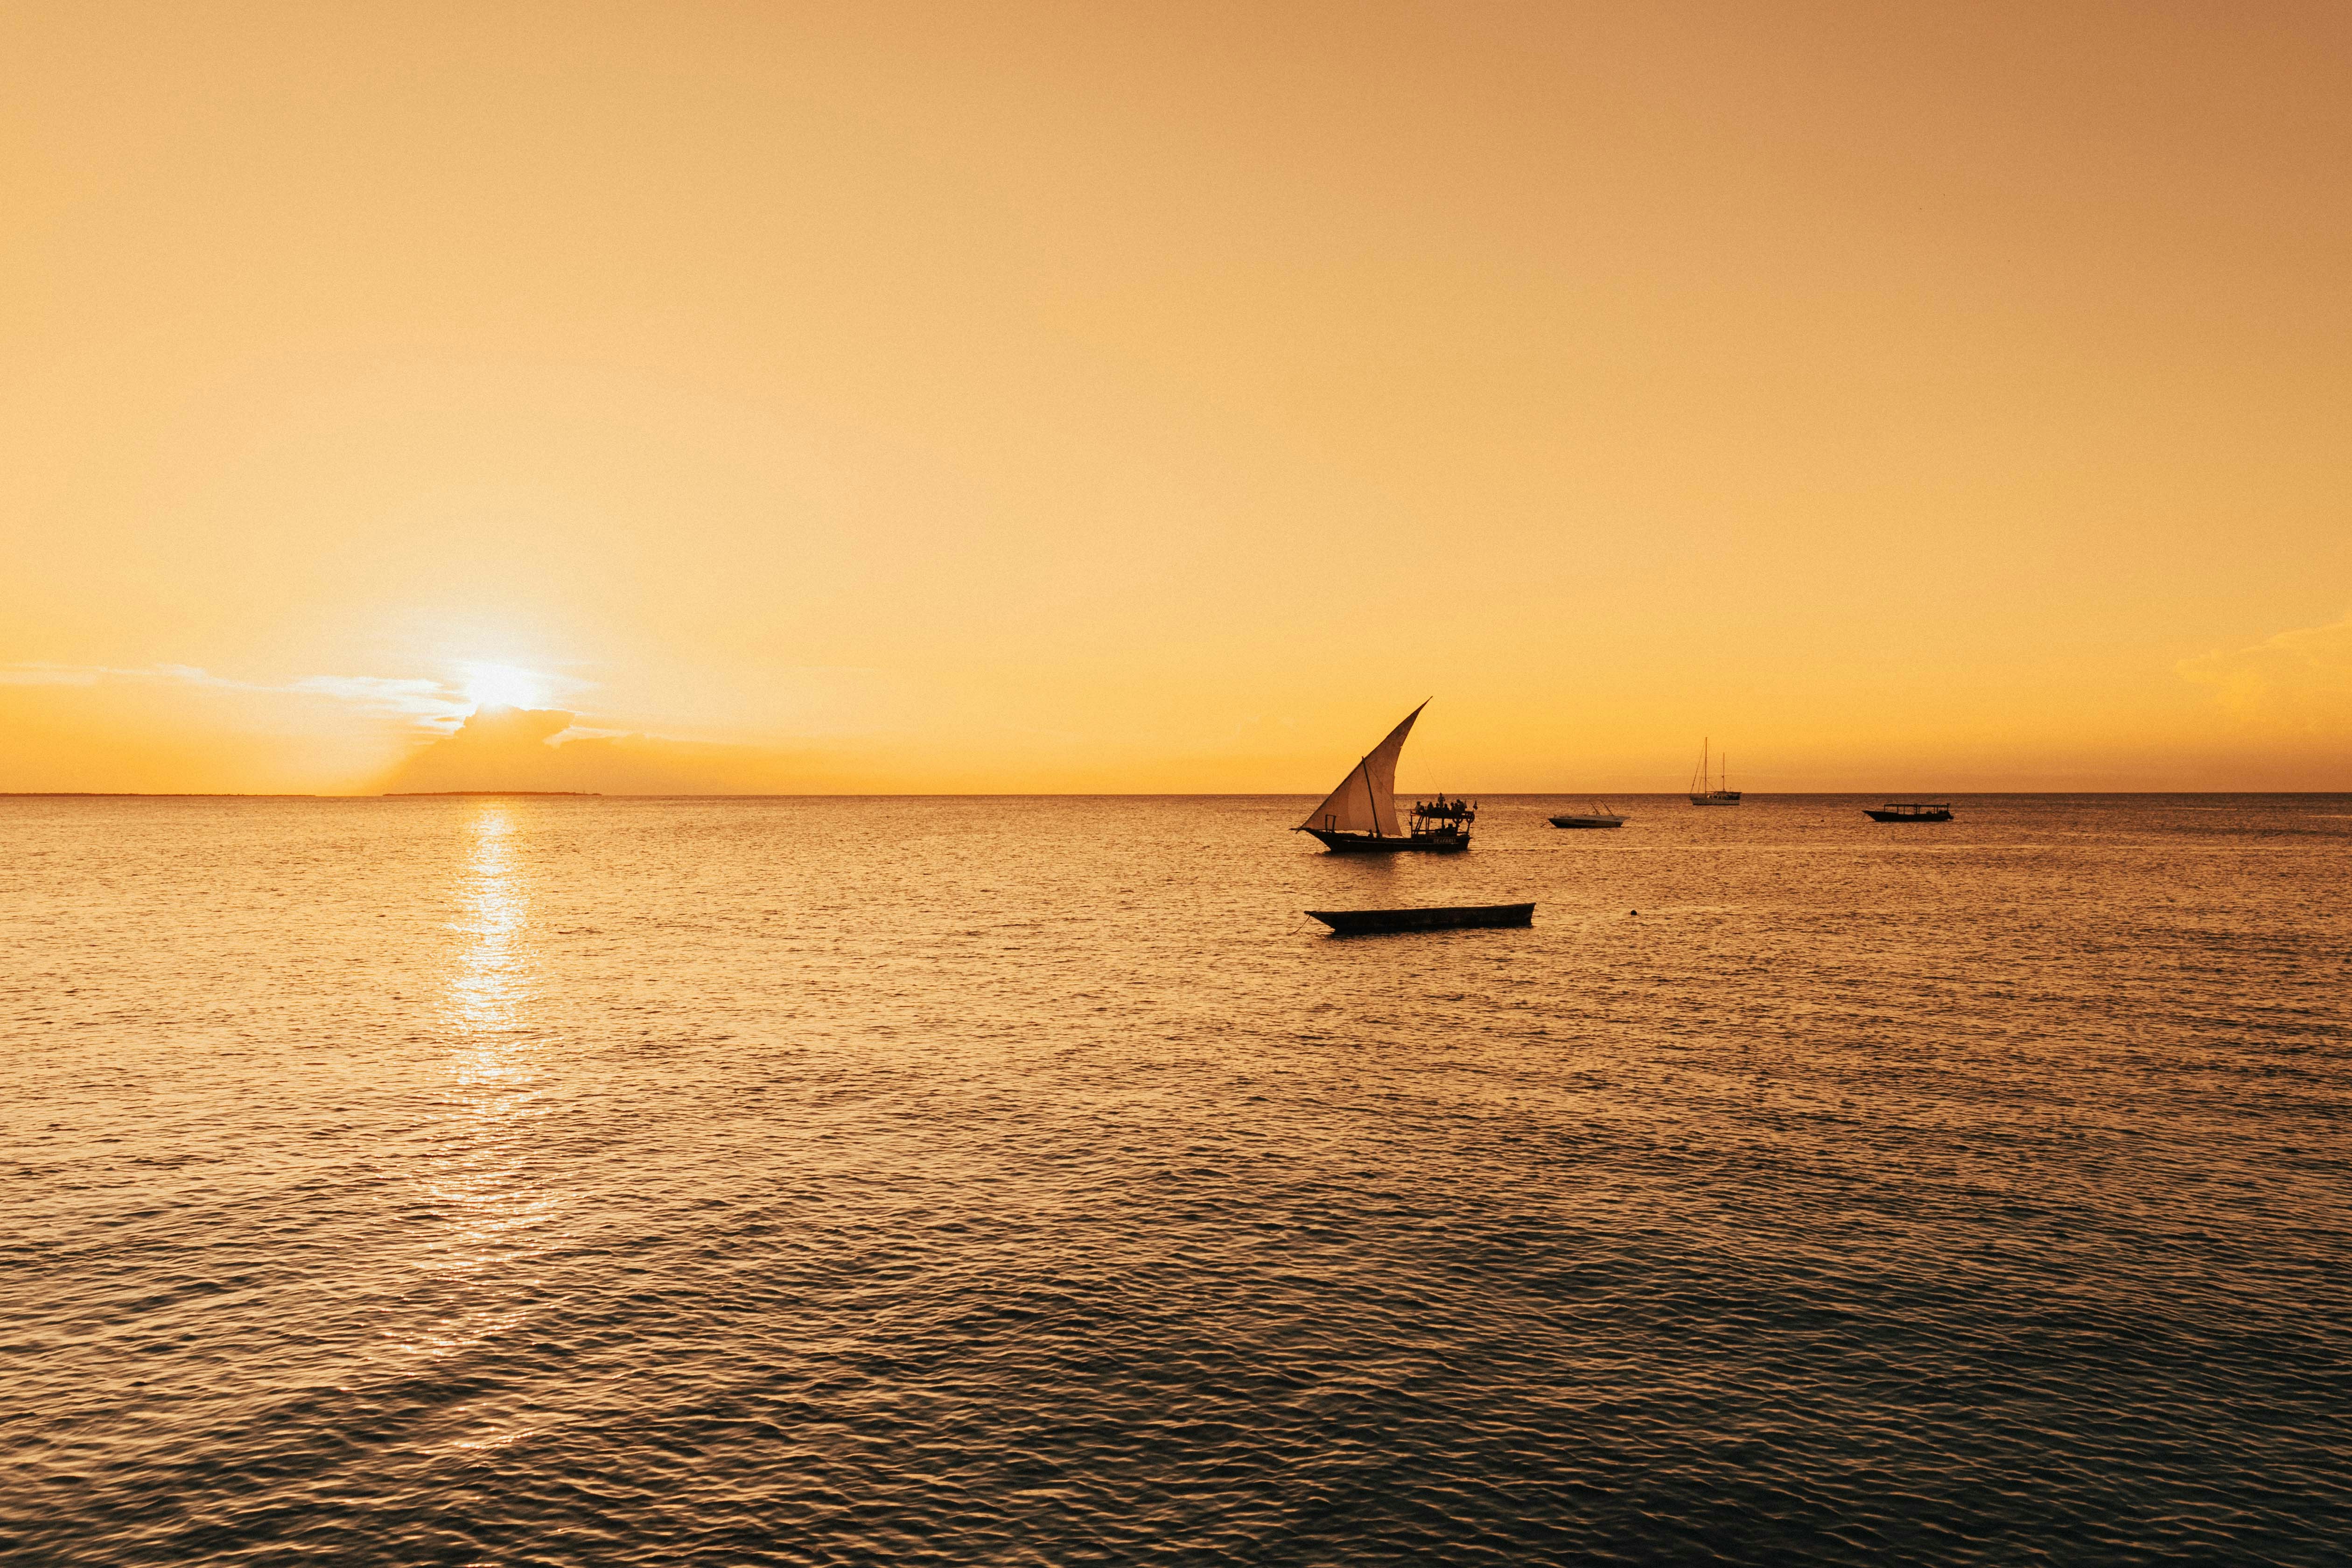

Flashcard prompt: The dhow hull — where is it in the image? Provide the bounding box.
[1303,829,1469,854]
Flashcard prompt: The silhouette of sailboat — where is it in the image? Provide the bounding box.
[1689,737,1741,805]
[1295,702,1472,853]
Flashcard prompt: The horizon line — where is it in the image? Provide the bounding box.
[5,790,2348,801]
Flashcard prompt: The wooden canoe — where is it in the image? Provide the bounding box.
[1306,902,1534,935]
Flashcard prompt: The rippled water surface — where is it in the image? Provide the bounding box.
[6,794,2349,1565]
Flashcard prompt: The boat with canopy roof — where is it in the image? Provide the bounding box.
[1295,701,1473,853]
[1865,801,1953,822]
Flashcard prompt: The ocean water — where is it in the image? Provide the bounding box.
[4,793,2347,1566]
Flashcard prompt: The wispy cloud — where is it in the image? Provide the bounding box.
[284,674,465,719]
[1,662,126,686]
[2177,612,2352,729]
[0,661,470,722]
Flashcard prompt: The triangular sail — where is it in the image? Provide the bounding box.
[1299,703,1425,837]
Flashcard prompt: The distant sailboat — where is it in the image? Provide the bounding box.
[1689,737,1742,805]
[1296,702,1473,853]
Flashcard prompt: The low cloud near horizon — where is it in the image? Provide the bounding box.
[0,664,875,794]
[378,706,827,795]
[2178,611,2352,731]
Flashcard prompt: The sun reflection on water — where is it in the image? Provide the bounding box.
[451,802,529,1036]
[400,802,564,1422]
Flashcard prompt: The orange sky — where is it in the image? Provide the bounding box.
[4,1,2346,793]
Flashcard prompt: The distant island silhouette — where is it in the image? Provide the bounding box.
[383,790,601,797]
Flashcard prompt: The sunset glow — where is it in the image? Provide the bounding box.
[2,2,2344,794]
[10,9,2348,1560]
[458,664,556,716]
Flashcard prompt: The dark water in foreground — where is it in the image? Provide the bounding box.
[4,794,2348,1566]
